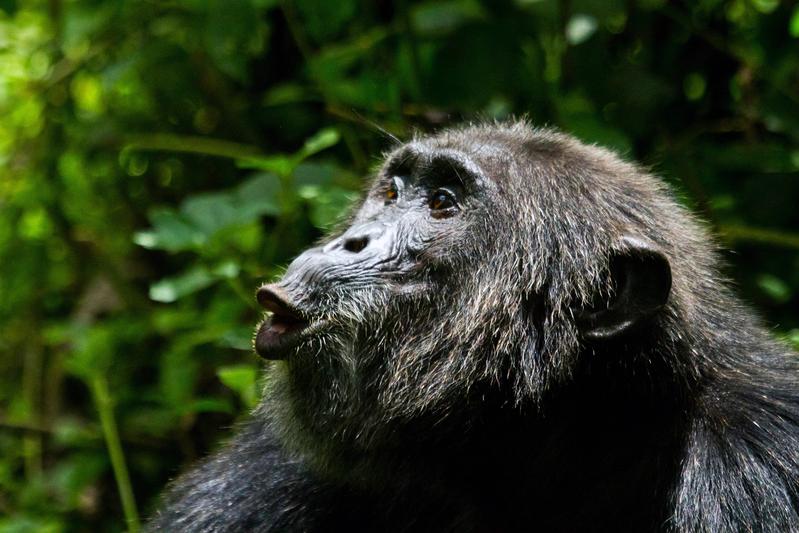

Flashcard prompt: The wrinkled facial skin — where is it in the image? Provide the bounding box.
[253,140,506,455]
[255,146,492,356]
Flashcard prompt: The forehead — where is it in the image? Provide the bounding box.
[382,128,526,188]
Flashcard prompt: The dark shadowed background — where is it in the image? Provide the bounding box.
[0,0,798,530]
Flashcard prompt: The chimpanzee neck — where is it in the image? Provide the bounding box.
[354,366,690,532]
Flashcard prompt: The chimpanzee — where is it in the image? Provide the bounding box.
[149,122,799,532]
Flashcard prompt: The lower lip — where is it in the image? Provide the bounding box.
[254,318,316,360]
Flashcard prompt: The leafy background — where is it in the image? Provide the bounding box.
[1,0,798,530]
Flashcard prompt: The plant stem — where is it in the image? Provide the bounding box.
[91,375,140,532]
[22,342,43,480]
[719,224,799,250]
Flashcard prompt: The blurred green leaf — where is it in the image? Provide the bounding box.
[204,0,264,81]
[566,14,598,45]
[0,0,18,15]
[684,73,707,101]
[300,185,359,229]
[50,453,107,507]
[66,326,115,378]
[135,209,206,252]
[217,364,259,409]
[235,173,282,216]
[295,0,356,41]
[411,0,485,36]
[217,327,255,350]
[296,128,340,161]
[307,28,390,82]
[751,0,779,14]
[182,193,245,236]
[556,92,632,153]
[150,262,241,303]
[237,155,295,175]
[136,172,282,252]
[790,7,799,38]
[149,266,215,303]
[238,128,340,175]
[0,516,63,533]
[262,83,314,106]
[757,274,792,304]
[159,343,200,410]
[186,398,235,414]
[786,330,799,350]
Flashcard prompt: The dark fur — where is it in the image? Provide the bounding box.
[149,123,799,532]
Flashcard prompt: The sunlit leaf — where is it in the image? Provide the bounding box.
[790,7,799,38]
[217,364,259,408]
[212,260,240,279]
[137,208,206,252]
[566,14,597,45]
[751,0,778,14]
[237,154,295,175]
[148,260,242,303]
[237,129,340,174]
[70,73,104,115]
[757,274,792,304]
[296,128,340,161]
[149,266,215,303]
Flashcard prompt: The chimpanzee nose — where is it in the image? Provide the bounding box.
[326,223,386,254]
[343,235,369,253]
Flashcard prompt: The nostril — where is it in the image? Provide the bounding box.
[343,236,369,253]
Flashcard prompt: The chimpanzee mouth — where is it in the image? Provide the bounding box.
[254,285,324,360]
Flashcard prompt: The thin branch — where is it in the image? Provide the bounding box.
[125,134,263,160]
[719,224,799,250]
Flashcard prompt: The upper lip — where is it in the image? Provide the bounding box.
[257,285,308,323]
[254,284,312,359]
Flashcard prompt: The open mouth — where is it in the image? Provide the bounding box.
[254,285,312,360]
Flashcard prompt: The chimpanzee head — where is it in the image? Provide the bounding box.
[253,122,709,462]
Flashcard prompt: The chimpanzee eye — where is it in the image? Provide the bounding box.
[429,189,457,211]
[385,177,401,203]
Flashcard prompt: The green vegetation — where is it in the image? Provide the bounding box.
[1,0,797,530]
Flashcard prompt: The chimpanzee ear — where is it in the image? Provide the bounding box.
[578,236,672,340]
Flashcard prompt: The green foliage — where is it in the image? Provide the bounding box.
[217,365,260,409]
[0,0,797,530]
